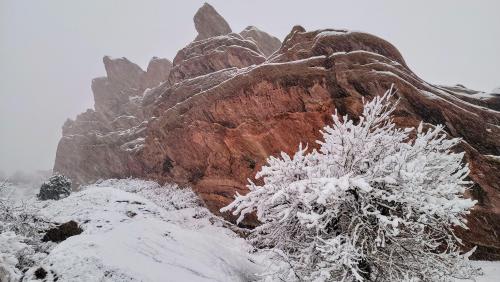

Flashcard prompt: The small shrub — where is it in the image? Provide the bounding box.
[38,174,72,201]
[34,267,47,279]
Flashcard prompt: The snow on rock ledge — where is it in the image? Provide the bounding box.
[23,180,265,282]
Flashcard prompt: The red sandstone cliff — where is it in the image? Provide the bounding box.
[54,4,500,259]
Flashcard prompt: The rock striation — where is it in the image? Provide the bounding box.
[54,4,500,259]
[168,33,265,84]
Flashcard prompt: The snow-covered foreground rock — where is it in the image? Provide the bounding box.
[12,179,273,282]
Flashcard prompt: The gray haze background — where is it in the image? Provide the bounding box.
[1,0,499,175]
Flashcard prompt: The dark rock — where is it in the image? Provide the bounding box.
[34,267,47,279]
[42,221,83,243]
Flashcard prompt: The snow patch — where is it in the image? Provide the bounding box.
[317,29,350,37]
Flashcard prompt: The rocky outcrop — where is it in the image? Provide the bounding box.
[271,27,407,66]
[54,56,172,187]
[194,3,232,41]
[145,57,173,88]
[240,26,281,57]
[168,33,265,84]
[54,4,500,259]
[92,56,172,120]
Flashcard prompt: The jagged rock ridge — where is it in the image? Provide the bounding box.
[55,56,172,187]
[54,4,500,259]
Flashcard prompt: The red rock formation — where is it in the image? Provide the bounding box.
[54,5,500,259]
[194,3,232,41]
[54,56,172,187]
[145,57,173,88]
[240,26,282,57]
[168,33,265,84]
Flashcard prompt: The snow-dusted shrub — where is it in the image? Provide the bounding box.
[222,88,479,281]
[0,231,29,281]
[139,183,202,211]
[38,174,71,200]
[93,178,202,211]
[0,197,52,278]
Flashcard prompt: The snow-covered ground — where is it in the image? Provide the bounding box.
[471,261,500,282]
[16,179,275,281]
[0,182,39,203]
[1,179,499,281]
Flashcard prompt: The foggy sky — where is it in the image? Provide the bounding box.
[1,0,499,175]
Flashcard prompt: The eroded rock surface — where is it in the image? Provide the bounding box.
[54,4,500,259]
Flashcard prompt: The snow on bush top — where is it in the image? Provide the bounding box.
[37,174,71,201]
[0,231,30,281]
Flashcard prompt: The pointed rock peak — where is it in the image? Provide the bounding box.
[240,25,282,57]
[194,3,232,41]
[147,57,172,72]
[145,57,173,87]
[281,25,306,46]
[102,56,145,84]
[291,25,306,33]
[103,56,141,70]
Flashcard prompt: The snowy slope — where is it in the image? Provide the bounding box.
[2,179,498,281]
[20,180,269,282]
[471,261,500,282]
[0,182,39,203]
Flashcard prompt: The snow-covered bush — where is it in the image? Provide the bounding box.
[222,88,479,281]
[38,174,72,200]
[0,191,52,281]
[0,231,30,281]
